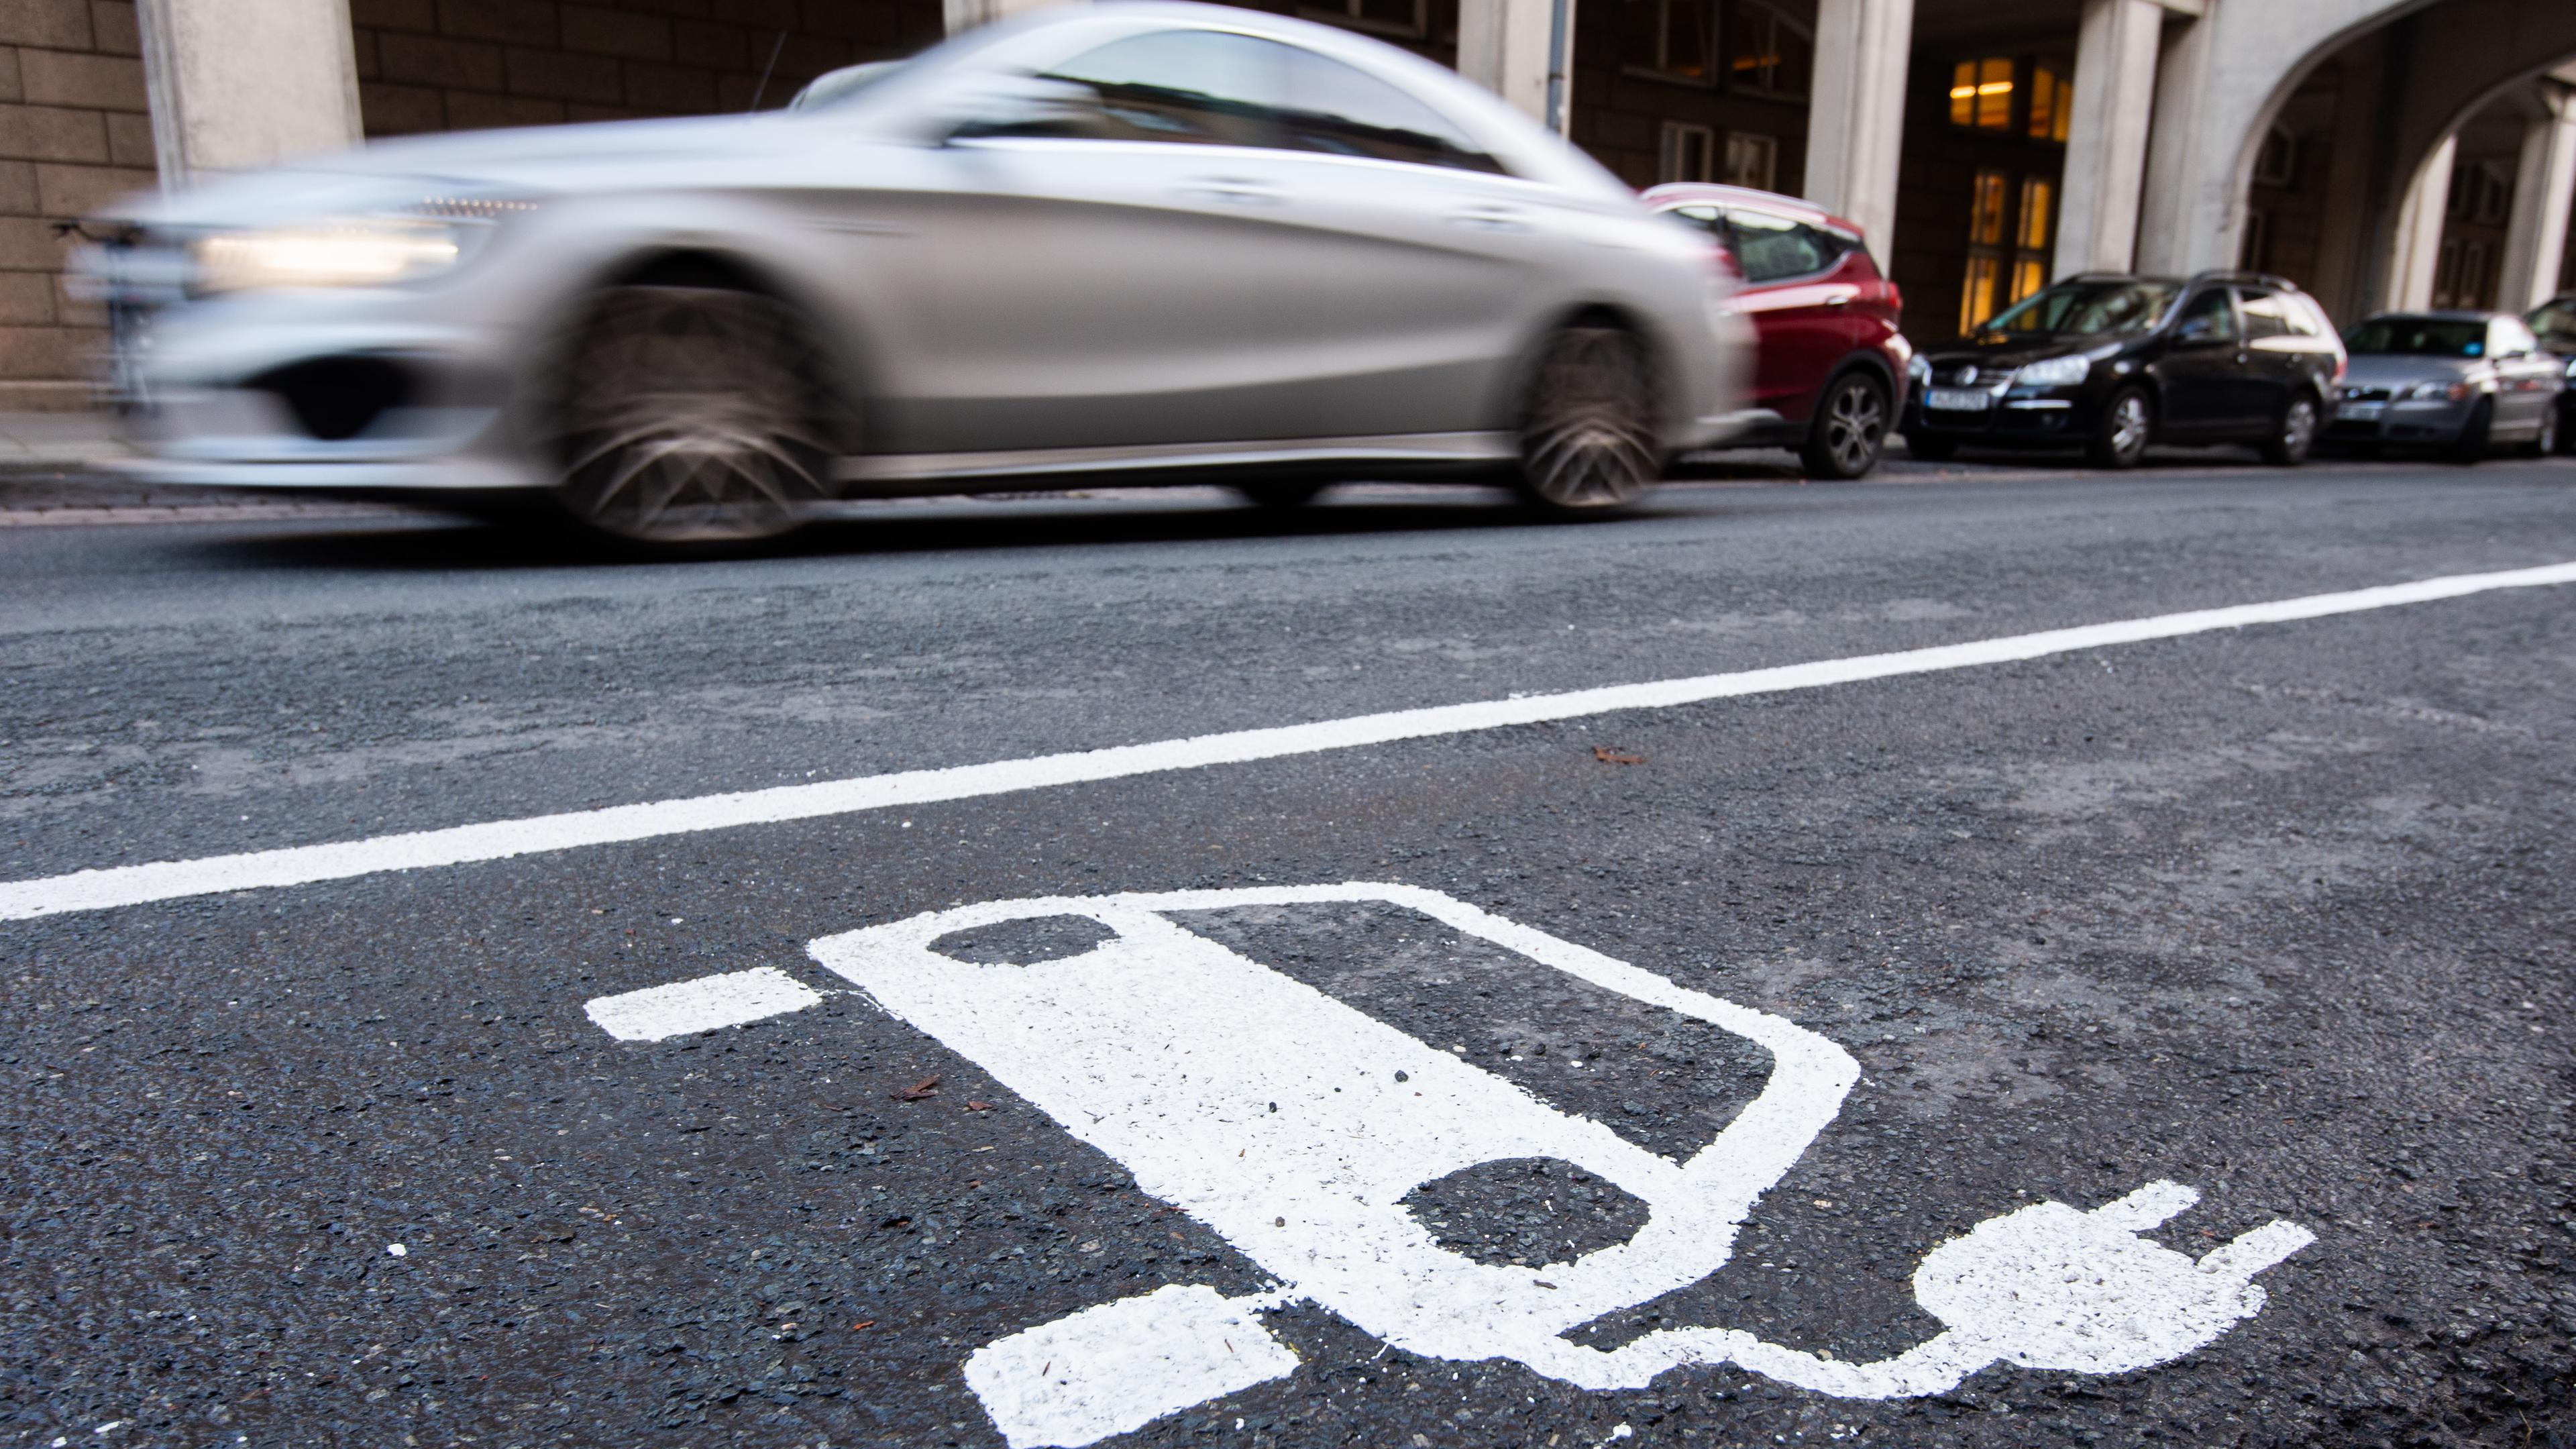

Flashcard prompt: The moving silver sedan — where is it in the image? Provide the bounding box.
[78,3,1747,548]
[2326,311,2564,460]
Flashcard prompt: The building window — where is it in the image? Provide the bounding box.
[1301,0,1428,39]
[2434,236,2495,309]
[1729,0,1811,98]
[2251,125,2296,188]
[1950,57,2015,131]
[1723,130,1778,190]
[1961,168,2009,331]
[1660,121,1715,182]
[2025,60,2070,142]
[1621,0,1719,83]
[2011,176,2053,303]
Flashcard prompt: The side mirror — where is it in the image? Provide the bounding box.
[932,73,1098,144]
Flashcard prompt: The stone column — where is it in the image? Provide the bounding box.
[2383,136,2455,311]
[1458,0,1574,131]
[2053,0,2163,276]
[2496,89,2576,313]
[135,0,362,187]
[2133,5,2212,276]
[945,0,1075,32]
[1803,0,1915,246]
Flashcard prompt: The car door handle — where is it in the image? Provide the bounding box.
[1445,205,1528,232]
[1178,178,1284,206]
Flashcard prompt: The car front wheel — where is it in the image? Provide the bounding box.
[2261,393,2319,466]
[548,284,840,551]
[2086,386,2153,470]
[1514,322,1660,515]
[1802,373,1890,480]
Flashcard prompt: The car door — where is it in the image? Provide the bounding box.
[893,29,1317,455]
[2486,315,2557,436]
[2155,286,2251,437]
[1228,39,1576,442]
[2234,287,2304,426]
[1715,207,1862,425]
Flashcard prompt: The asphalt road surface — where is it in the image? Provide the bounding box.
[5,454,2576,1449]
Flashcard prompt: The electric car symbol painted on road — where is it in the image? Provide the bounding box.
[798,884,2316,1449]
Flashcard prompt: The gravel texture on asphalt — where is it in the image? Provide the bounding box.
[3,459,2575,1448]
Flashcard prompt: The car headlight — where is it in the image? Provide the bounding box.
[2011,354,2092,388]
[2563,356,2576,380]
[2404,380,2471,402]
[189,217,471,295]
[1908,354,1931,386]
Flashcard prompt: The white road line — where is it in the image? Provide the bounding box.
[3,559,2573,923]
[582,967,822,1042]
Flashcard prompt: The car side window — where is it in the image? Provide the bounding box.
[2237,289,2295,341]
[2174,286,2239,342]
[1723,209,1846,284]
[1032,30,1291,148]
[2491,316,2542,356]
[1273,47,1503,173]
[2532,301,2576,346]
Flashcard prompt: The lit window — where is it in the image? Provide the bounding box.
[1969,168,2008,247]
[2016,176,2052,252]
[1722,131,1777,191]
[1660,121,1714,183]
[1950,57,2013,130]
[1621,0,1718,83]
[2027,61,2069,142]
[1729,0,1812,98]
[1961,255,2001,333]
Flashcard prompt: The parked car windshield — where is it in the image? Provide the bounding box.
[2528,300,2576,348]
[2343,317,2487,357]
[1977,280,2180,337]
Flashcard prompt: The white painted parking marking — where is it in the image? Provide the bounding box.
[964,1285,1299,1449]
[582,967,821,1042]
[794,884,2312,1444]
[5,559,2574,922]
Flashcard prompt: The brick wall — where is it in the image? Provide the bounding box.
[352,0,943,138]
[1,0,154,411]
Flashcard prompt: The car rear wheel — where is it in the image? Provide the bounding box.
[1801,372,1889,480]
[549,284,839,551]
[2086,386,2153,470]
[1514,322,1660,515]
[2261,393,2319,467]
[2522,406,2559,458]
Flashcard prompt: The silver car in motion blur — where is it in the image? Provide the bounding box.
[78,3,1746,549]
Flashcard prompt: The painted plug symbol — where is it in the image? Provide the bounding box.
[1912,1180,2315,1375]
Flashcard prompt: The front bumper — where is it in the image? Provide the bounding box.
[1902,386,2087,444]
[2322,396,2477,445]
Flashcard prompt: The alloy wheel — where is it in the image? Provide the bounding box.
[2109,393,2151,460]
[551,286,837,547]
[1813,378,1896,474]
[1517,325,1660,512]
[2269,396,2318,466]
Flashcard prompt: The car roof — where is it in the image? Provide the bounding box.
[1638,182,1865,240]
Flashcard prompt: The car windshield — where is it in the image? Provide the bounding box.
[2528,300,2576,347]
[2343,318,2486,357]
[1978,280,2179,337]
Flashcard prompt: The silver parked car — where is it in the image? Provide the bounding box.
[2326,311,2565,460]
[76,3,1747,548]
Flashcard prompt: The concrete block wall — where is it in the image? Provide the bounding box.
[352,0,944,138]
[0,0,154,411]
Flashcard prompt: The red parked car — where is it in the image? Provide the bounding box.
[1642,183,1911,479]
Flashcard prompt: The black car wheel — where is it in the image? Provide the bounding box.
[2086,386,2153,469]
[1514,322,1660,515]
[2524,406,2559,458]
[2449,398,2494,465]
[1801,373,1889,480]
[1903,433,1960,462]
[2261,392,2319,467]
[549,284,840,551]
